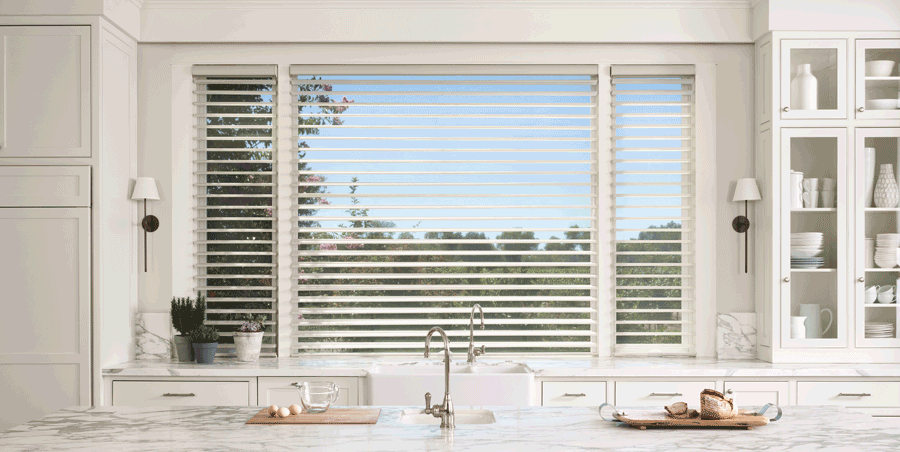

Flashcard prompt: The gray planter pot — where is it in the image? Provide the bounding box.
[233,332,264,362]
[173,335,194,362]
[192,342,218,364]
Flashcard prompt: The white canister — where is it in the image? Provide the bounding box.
[791,171,804,209]
[791,316,808,339]
[866,238,876,268]
[865,148,876,208]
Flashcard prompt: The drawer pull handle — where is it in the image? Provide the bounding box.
[837,393,871,397]
[162,393,196,397]
[649,392,682,397]
[563,393,586,397]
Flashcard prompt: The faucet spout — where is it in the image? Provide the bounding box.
[467,304,485,364]
[424,326,454,428]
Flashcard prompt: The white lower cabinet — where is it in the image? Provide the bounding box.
[797,381,900,408]
[542,381,607,406]
[615,381,716,407]
[257,377,359,407]
[723,381,789,407]
[112,381,253,407]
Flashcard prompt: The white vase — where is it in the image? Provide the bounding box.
[874,163,900,208]
[865,147,876,208]
[790,63,818,110]
[234,332,264,362]
[790,316,808,339]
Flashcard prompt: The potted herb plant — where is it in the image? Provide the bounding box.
[234,314,266,362]
[189,325,220,364]
[170,292,206,362]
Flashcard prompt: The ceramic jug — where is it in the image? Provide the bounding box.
[790,171,804,209]
[798,304,833,339]
[791,316,808,339]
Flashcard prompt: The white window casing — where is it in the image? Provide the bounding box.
[611,65,697,356]
[289,65,599,355]
[193,65,278,356]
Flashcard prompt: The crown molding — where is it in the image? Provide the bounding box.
[141,0,752,10]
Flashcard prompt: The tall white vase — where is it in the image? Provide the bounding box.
[790,63,818,110]
[874,163,900,208]
[865,147,876,208]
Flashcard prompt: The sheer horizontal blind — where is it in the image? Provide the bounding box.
[193,65,277,357]
[289,65,599,355]
[611,65,696,356]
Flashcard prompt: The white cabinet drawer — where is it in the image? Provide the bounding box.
[257,377,358,407]
[797,382,900,407]
[542,381,606,406]
[0,166,90,207]
[615,381,716,407]
[112,381,251,407]
[724,381,789,408]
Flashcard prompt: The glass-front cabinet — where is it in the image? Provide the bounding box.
[855,128,900,347]
[856,40,900,120]
[781,128,847,348]
[781,40,847,120]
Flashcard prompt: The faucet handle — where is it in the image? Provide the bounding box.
[474,345,485,356]
[424,392,433,414]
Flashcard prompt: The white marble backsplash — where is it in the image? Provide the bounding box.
[717,312,757,360]
[135,313,172,360]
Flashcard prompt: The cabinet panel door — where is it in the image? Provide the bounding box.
[723,381,788,408]
[542,381,606,406]
[0,26,90,157]
[855,40,900,120]
[615,381,715,407]
[780,39,847,120]
[112,381,251,407]
[257,377,359,407]
[798,381,900,407]
[0,208,90,431]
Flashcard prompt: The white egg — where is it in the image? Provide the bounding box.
[288,404,302,415]
[267,405,279,417]
[277,407,291,418]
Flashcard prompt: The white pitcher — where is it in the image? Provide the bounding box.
[790,171,804,209]
[798,303,833,339]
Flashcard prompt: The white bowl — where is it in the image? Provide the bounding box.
[866,99,898,110]
[866,60,896,77]
[791,249,823,258]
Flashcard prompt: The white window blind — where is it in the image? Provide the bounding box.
[193,65,277,357]
[611,65,696,356]
[289,65,599,355]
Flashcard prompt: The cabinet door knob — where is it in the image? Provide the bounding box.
[725,389,733,395]
[858,107,865,113]
[858,277,865,283]
[783,277,790,283]
[783,106,790,112]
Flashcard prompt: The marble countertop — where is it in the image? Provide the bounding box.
[3,405,900,451]
[103,356,900,378]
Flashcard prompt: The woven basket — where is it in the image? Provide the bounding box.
[700,389,736,420]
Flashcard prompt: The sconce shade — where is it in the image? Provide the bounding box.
[732,178,761,202]
[131,177,160,201]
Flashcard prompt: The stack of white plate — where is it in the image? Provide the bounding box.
[791,232,824,269]
[865,322,896,338]
[875,234,900,268]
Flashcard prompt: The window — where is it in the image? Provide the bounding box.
[193,65,277,356]
[288,65,599,354]
[611,65,696,355]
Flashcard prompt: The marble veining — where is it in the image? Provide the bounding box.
[2,405,899,451]
[134,313,172,361]
[717,312,757,360]
[103,356,900,378]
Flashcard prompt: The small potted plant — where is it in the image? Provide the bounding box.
[170,292,206,362]
[189,325,220,364]
[234,314,266,362]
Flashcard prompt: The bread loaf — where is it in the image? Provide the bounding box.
[700,389,736,420]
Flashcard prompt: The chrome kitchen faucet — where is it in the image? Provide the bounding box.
[467,304,486,364]
[423,326,455,429]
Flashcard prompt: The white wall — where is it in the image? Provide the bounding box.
[137,43,755,355]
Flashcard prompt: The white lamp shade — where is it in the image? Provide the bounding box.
[131,177,160,201]
[732,178,761,202]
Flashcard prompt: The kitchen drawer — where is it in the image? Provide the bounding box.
[797,381,900,407]
[542,381,606,406]
[258,377,359,407]
[724,381,789,408]
[615,381,716,407]
[112,381,251,407]
[0,166,90,207]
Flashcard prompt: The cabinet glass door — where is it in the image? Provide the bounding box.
[781,40,847,120]
[855,128,900,348]
[781,128,847,348]
[856,40,900,120]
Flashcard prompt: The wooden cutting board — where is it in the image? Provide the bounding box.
[246,407,381,425]
[615,409,769,430]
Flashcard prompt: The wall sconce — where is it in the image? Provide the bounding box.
[732,178,761,274]
[131,177,160,272]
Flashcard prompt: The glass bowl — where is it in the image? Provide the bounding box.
[295,381,340,414]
